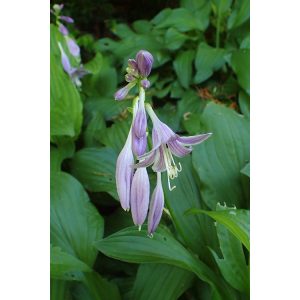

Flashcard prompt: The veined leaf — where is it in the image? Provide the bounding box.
[50,172,104,266]
[192,102,250,209]
[186,205,250,251]
[95,226,236,300]
[228,0,250,30]
[70,147,118,199]
[241,162,250,177]
[50,280,72,300]
[50,245,92,281]
[132,264,194,300]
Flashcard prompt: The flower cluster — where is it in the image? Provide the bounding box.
[115,50,212,236]
[51,3,88,88]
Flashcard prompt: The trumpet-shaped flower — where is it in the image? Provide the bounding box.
[148,172,164,236]
[130,168,150,229]
[136,50,154,77]
[136,104,212,190]
[115,130,134,211]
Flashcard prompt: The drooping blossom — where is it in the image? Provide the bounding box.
[136,104,212,190]
[148,172,164,236]
[130,167,150,229]
[66,37,80,58]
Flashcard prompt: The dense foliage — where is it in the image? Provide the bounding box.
[50,0,250,299]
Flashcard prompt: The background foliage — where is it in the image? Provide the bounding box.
[50,0,250,299]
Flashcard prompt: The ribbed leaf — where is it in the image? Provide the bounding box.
[50,280,72,300]
[173,50,195,88]
[132,264,194,300]
[186,205,250,251]
[194,43,227,83]
[241,162,250,177]
[70,147,118,199]
[50,172,104,266]
[192,102,249,209]
[50,245,92,281]
[95,226,236,300]
[228,0,250,30]
[164,28,188,50]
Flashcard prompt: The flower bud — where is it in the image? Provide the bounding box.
[59,23,69,36]
[116,133,134,211]
[58,42,73,75]
[141,79,150,89]
[132,133,147,157]
[130,168,150,228]
[136,50,153,77]
[66,38,80,57]
[53,4,64,13]
[148,172,164,235]
[59,16,74,23]
[114,86,129,101]
[125,74,135,82]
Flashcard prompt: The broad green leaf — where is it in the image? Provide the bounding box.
[50,172,104,266]
[100,118,131,153]
[50,280,72,300]
[70,147,118,199]
[164,28,188,51]
[132,20,153,34]
[228,0,250,30]
[155,7,210,32]
[173,50,195,88]
[95,226,235,300]
[238,90,250,119]
[186,205,250,251]
[229,49,250,94]
[212,0,233,15]
[194,43,227,84]
[50,25,82,139]
[162,156,219,262]
[84,52,103,74]
[83,112,106,148]
[50,245,92,281]
[240,34,250,49]
[132,264,194,300]
[211,220,250,293]
[192,102,250,209]
[241,162,250,177]
[180,0,208,11]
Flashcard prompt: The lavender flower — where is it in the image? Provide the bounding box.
[114,82,135,101]
[116,130,134,211]
[148,172,164,236]
[59,15,74,23]
[66,37,80,58]
[141,79,150,89]
[132,87,147,156]
[59,23,69,36]
[130,167,150,229]
[136,104,212,190]
[136,50,154,77]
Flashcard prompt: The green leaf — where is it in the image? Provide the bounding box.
[50,25,82,139]
[83,112,106,148]
[192,102,250,209]
[162,156,219,261]
[241,162,250,177]
[70,147,118,199]
[155,8,210,32]
[212,0,233,15]
[50,245,92,281]
[84,52,103,74]
[186,205,250,251]
[238,90,250,119]
[95,226,235,300]
[132,264,194,300]
[173,50,195,88]
[164,28,188,51]
[228,0,250,30]
[194,43,227,84]
[51,280,72,300]
[229,49,250,94]
[211,213,250,293]
[50,172,104,266]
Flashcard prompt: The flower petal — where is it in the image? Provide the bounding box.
[134,149,157,168]
[176,133,212,145]
[168,139,191,157]
[152,146,166,172]
[132,133,147,157]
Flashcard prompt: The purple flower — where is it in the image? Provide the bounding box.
[66,38,80,57]
[59,23,69,36]
[148,172,164,236]
[141,79,150,89]
[136,104,212,190]
[130,168,150,229]
[58,42,73,75]
[136,50,154,77]
[116,131,134,211]
[114,82,136,101]
[59,15,74,23]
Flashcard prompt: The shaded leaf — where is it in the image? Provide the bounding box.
[50,280,72,300]
[228,0,250,30]
[70,147,118,199]
[241,162,250,177]
[164,28,188,51]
